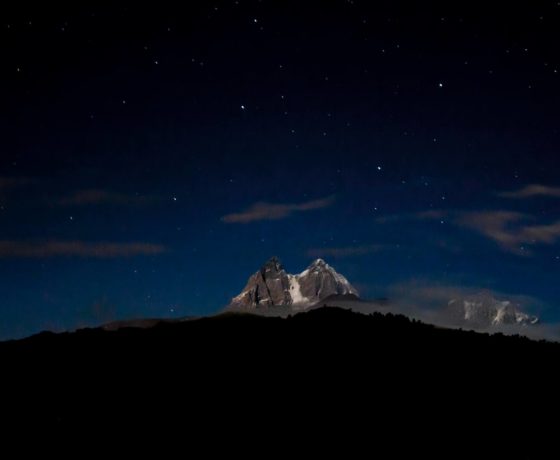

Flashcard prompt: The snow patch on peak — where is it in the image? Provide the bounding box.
[229,257,360,310]
[288,275,311,306]
[232,290,249,303]
[308,259,330,272]
[492,305,510,325]
[452,294,538,327]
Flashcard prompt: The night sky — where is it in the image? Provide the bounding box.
[2,1,560,339]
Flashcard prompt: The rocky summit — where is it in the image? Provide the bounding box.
[229,257,358,311]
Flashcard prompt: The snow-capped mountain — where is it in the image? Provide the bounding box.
[447,292,538,328]
[229,257,359,310]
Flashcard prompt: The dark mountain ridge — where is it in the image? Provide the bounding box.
[2,307,557,455]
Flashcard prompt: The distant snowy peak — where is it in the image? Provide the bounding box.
[448,292,538,327]
[229,257,359,310]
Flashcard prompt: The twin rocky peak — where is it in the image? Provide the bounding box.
[229,257,359,311]
[228,257,539,328]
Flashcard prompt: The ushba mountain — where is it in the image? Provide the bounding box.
[228,258,540,331]
[229,257,359,311]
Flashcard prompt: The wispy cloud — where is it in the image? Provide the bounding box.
[0,240,166,258]
[307,244,387,258]
[456,211,528,249]
[222,196,335,223]
[378,209,560,255]
[57,189,156,206]
[0,177,33,190]
[337,278,556,339]
[426,210,560,255]
[520,221,560,244]
[387,279,545,319]
[375,210,445,224]
[498,184,560,199]
[388,279,484,311]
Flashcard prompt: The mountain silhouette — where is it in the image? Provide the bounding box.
[1,306,557,455]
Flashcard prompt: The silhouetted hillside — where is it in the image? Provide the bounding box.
[2,307,558,454]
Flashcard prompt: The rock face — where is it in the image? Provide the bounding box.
[230,257,359,311]
[231,257,292,308]
[447,292,538,328]
[296,259,358,303]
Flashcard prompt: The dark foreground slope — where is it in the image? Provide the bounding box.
[1,307,558,454]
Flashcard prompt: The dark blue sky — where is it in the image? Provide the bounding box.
[2,1,560,338]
